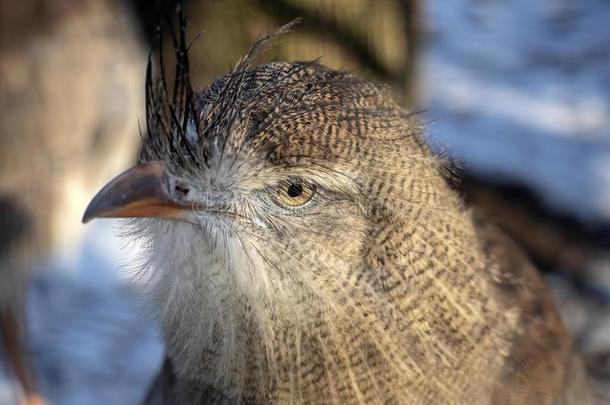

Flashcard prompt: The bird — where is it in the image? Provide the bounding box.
[83,16,594,404]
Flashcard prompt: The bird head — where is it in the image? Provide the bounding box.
[82,18,463,388]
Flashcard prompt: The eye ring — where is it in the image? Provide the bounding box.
[274,180,316,208]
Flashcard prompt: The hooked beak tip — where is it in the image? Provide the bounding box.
[81,213,91,224]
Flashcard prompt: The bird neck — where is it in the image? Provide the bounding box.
[149,198,520,403]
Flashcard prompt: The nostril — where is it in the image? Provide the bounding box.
[174,183,190,198]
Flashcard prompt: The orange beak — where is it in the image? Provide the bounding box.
[82,161,192,223]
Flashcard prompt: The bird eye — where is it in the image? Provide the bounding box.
[274,180,316,207]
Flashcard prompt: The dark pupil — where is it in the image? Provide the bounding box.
[287,183,304,198]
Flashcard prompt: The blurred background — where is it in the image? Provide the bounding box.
[0,0,609,403]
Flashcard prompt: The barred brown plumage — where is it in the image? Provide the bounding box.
[83,14,594,405]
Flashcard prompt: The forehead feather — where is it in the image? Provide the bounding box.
[198,62,412,155]
[140,18,417,175]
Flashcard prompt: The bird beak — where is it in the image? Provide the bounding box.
[82,161,191,223]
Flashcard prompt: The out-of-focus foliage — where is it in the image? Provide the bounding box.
[0,0,143,401]
[141,0,418,103]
